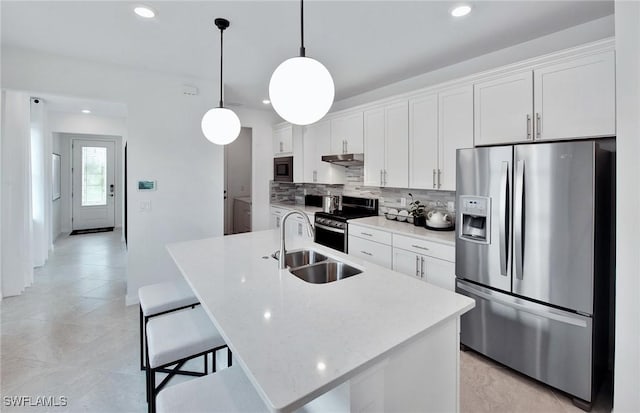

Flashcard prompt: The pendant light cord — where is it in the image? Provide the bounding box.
[219,27,224,107]
[299,0,305,57]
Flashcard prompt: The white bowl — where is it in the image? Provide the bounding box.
[397,210,409,222]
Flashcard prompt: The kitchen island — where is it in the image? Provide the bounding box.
[167,229,474,412]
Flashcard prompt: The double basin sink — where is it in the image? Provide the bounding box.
[272,249,362,284]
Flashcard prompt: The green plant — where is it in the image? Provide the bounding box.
[408,193,425,217]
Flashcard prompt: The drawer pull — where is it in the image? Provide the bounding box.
[360,251,373,256]
[360,232,373,237]
[412,244,429,251]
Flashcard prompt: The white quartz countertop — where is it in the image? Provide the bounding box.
[167,230,473,412]
[270,202,323,215]
[349,216,456,246]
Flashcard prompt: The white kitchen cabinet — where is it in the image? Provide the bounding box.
[392,247,455,291]
[363,102,409,188]
[303,121,345,184]
[330,112,364,155]
[534,50,615,141]
[348,235,392,269]
[273,125,293,156]
[409,93,439,190]
[409,86,472,191]
[393,248,424,280]
[474,71,534,146]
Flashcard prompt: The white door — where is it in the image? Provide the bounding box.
[384,101,409,188]
[438,85,474,191]
[72,139,116,230]
[423,256,455,292]
[409,93,439,189]
[392,248,422,280]
[331,112,364,154]
[363,107,385,186]
[533,50,616,141]
[474,71,534,146]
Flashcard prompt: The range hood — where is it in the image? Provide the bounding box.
[321,153,364,167]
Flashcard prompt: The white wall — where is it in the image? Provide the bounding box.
[333,15,614,111]
[613,2,640,412]
[51,132,62,240]
[1,47,276,304]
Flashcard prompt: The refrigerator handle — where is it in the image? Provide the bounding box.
[499,161,509,276]
[514,160,525,280]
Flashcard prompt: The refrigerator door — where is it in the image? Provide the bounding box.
[456,146,512,293]
[513,142,595,314]
[457,280,593,402]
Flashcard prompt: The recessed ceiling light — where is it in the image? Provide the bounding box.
[262,99,271,105]
[451,5,472,17]
[81,109,91,114]
[134,6,156,19]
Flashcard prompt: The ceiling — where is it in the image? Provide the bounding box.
[2,1,613,110]
[37,93,128,118]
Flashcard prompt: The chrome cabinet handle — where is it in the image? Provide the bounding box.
[313,170,317,182]
[432,169,436,189]
[514,160,525,280]
[360,232,373,237]
[276,216,280,227]
[526,114,531,139]
[420,257,425,278]
[536,113,541,139]
[361,250,372,256]
[437,169,441,189]
[279,141,283,152]
[344,140,348,153]
[411,244,429,251]
[415,256,420,277]
[384,170,388,186]
[380,170,384,186]
[298,223,303,236]
[499,161,509,276]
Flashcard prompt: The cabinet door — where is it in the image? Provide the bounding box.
[363,107,386,186]
[348,235,392,269]
[273,125,293,155]
[384,101,409,188]
[438,85,474,191]
[409,94,439,189]
[534,51,615,141]
[474,71,533,146]
[331,112,364,154]
[424,256,455,291]
[393,248,422,280]
[303,123,321,183]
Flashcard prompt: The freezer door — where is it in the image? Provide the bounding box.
[457,280,593,402]
[513,142,595,314]
[456,146,512,293]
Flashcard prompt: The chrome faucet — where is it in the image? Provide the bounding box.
[278,210,315,269]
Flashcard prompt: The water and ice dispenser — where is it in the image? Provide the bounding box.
[458,196,491,244]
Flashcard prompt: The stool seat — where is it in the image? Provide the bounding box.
[147,307,225,369]
[156,366,268,413]
[139,281,198,316]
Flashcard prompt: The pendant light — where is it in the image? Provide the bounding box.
[201,18,241,145]
[269,0,334,125]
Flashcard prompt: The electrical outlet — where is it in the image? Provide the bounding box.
[447,201,455,211]
[400,197,407,207]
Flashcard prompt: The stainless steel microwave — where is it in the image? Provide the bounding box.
[273,156,293,182]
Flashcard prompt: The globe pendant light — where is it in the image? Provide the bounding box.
[201,18,241,145]
[269,0,334,125]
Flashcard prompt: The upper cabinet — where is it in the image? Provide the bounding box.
[474,49,615,146]
[409,85,473,191]
[330,112,364,154]
[303,121,345,184]
[363,101,409,188]
[534,51,615,141]
[273,125,293,156]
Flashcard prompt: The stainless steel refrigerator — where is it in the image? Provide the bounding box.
[455,140,614,409]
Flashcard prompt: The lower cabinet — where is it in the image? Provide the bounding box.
[348,235,392,269]
[392,247,455,291]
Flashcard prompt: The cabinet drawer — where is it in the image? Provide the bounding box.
[348,236,392,269]
[392,234,454,261]
[348,224,392,245]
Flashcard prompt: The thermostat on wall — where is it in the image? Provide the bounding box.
[138,180,157,191]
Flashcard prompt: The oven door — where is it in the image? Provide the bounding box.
[314,223,346,253]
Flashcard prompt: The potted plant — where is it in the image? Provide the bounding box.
[408,193,426,226]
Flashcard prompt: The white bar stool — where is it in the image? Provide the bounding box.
[156,366,268,413]
[146,306,228,413]
[139,281,200,371]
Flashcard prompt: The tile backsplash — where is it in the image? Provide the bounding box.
[271,166,455,214]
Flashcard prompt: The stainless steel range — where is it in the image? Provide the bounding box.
[314,196,378,253]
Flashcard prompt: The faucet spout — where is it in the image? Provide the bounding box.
[278,209,315,269]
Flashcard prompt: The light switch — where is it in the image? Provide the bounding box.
[400,197,407,207]
[140,200,151,212]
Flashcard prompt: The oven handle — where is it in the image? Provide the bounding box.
[314,223,345,234]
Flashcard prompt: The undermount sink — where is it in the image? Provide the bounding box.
[273,249,329,267]
[272,249,362,284]
[290,261,362,284]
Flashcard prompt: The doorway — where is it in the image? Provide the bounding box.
[71,138,116,230]
[224,127,252,235]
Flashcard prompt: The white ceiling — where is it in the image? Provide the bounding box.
[36,93,128,118]
[2,1,613,109]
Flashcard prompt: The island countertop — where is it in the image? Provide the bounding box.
[166,230,474,412]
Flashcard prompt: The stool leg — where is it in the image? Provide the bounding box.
[228,348,232,367]
[204,352,208,374]
[140,305,145,371]
[148,367,156,413]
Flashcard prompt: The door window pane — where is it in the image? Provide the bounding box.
[82,147,107,206]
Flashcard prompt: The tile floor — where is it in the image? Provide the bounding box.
[1,230,611,412]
